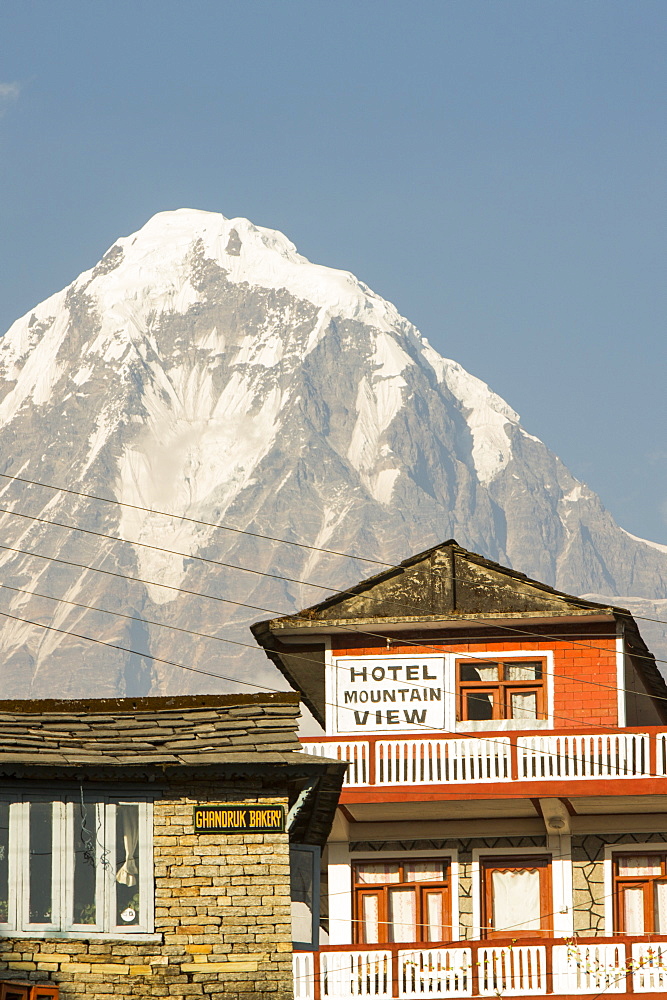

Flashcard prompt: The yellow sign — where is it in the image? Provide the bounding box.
[193,805,285,833]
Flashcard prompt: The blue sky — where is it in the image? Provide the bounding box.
[1,0,665,543]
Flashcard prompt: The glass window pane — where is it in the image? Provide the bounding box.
[73,800,99,925]
[356,863,401,885]
[492,870,541,932]
[404,861,444,883]
[655,882,667,933]
[0,802,8,923]
[362,893,379,943]
[425,892,443,942]
[505,662,542,681]
[389,888,416,942]
[466,690,495,720]
[617,855,663,876]
[116,804,140,926]
[290,847,315,946]
[29,802,53,924]
[623,887,645,933]
[460,662,499,682]
[510,692,538,720]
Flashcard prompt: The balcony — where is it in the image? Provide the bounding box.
[293,938,667,998]
[301,727,667,798]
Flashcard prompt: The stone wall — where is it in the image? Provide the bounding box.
[0,783,294,1000]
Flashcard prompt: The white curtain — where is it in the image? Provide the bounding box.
[404,861,443,882]
[655,883,667,932]
[426,893,443,942]
[389,888,416,942]
[505,662,540,681]
[510,692,538,720]
[623,887,645,934]
[618,856,661,876]
[357,863,400,884]
[362,894,379,943]
[115,806,139,886]
[492,870,541,932]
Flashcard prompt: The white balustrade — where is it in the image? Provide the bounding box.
[398,946,472,997]
[517,733,649,780]
[656,733,667,776]
[321,949,392,998]
[632,942,667,992]
[477,945,547,996]
[552,942,626,993]
[301,741,370,786]
[303,732,664,787]
[293,951,316,1000]
[375,738,512,784]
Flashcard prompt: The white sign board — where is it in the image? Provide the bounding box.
[328,655,446,735]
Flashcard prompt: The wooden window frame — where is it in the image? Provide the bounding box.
[613,852,667,935]
[456,658,547,723]
[353,858,451,945]
[481,855,552,938]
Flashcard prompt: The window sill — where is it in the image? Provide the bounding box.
[456,719,549,732]
[0,930,162,942]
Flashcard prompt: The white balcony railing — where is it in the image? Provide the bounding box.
[302,729,661,788]
[632,941,667,992]
[518,733,650,780]
[295,938,665,998]
[301,740,370,786]
[551,942,626,994]
[478,944,547,996]
[398,947,472,998]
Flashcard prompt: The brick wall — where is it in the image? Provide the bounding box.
[0,784,294,1000]
[332,626,619,727]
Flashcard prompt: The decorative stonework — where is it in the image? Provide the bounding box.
[572,832,667,936]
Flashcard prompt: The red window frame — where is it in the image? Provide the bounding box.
[481,856,552,938]
[614,853,667,934]
[456,658,546,723]
[353,859,451,945]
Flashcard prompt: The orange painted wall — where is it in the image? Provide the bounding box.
[331,630,618,729]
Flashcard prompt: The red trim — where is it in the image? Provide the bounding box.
[340,777,667,803]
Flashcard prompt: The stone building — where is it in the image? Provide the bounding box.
[0,692,345,999]
[253,539,667,1000]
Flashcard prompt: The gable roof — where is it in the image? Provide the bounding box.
[251,540,667,726]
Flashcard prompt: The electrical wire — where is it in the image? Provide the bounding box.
[5,468,667,634]
[0,471,393,567]
[5,597,667,790]
[2,488,667,766]
[0,492,667,714]
[1,526,666,730]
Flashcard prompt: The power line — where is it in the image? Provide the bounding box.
[0,534,657,719]
[4,590,667,781]
[0,606,276,693]
[4,468,667,635]
[1,502,666,708]
[0,580,257,649]
[0,504,352,596]
[0,471,392,567]
[2,529,667,724]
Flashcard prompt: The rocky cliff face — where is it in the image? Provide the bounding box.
[0,208,665,699]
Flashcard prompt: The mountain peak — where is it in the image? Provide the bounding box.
[0,210,665,700]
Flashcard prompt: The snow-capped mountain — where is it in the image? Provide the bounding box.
[0,208,666,700]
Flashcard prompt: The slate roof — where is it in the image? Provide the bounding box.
[0,692,319,771]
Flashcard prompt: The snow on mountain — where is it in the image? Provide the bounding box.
[0,207,666,702]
